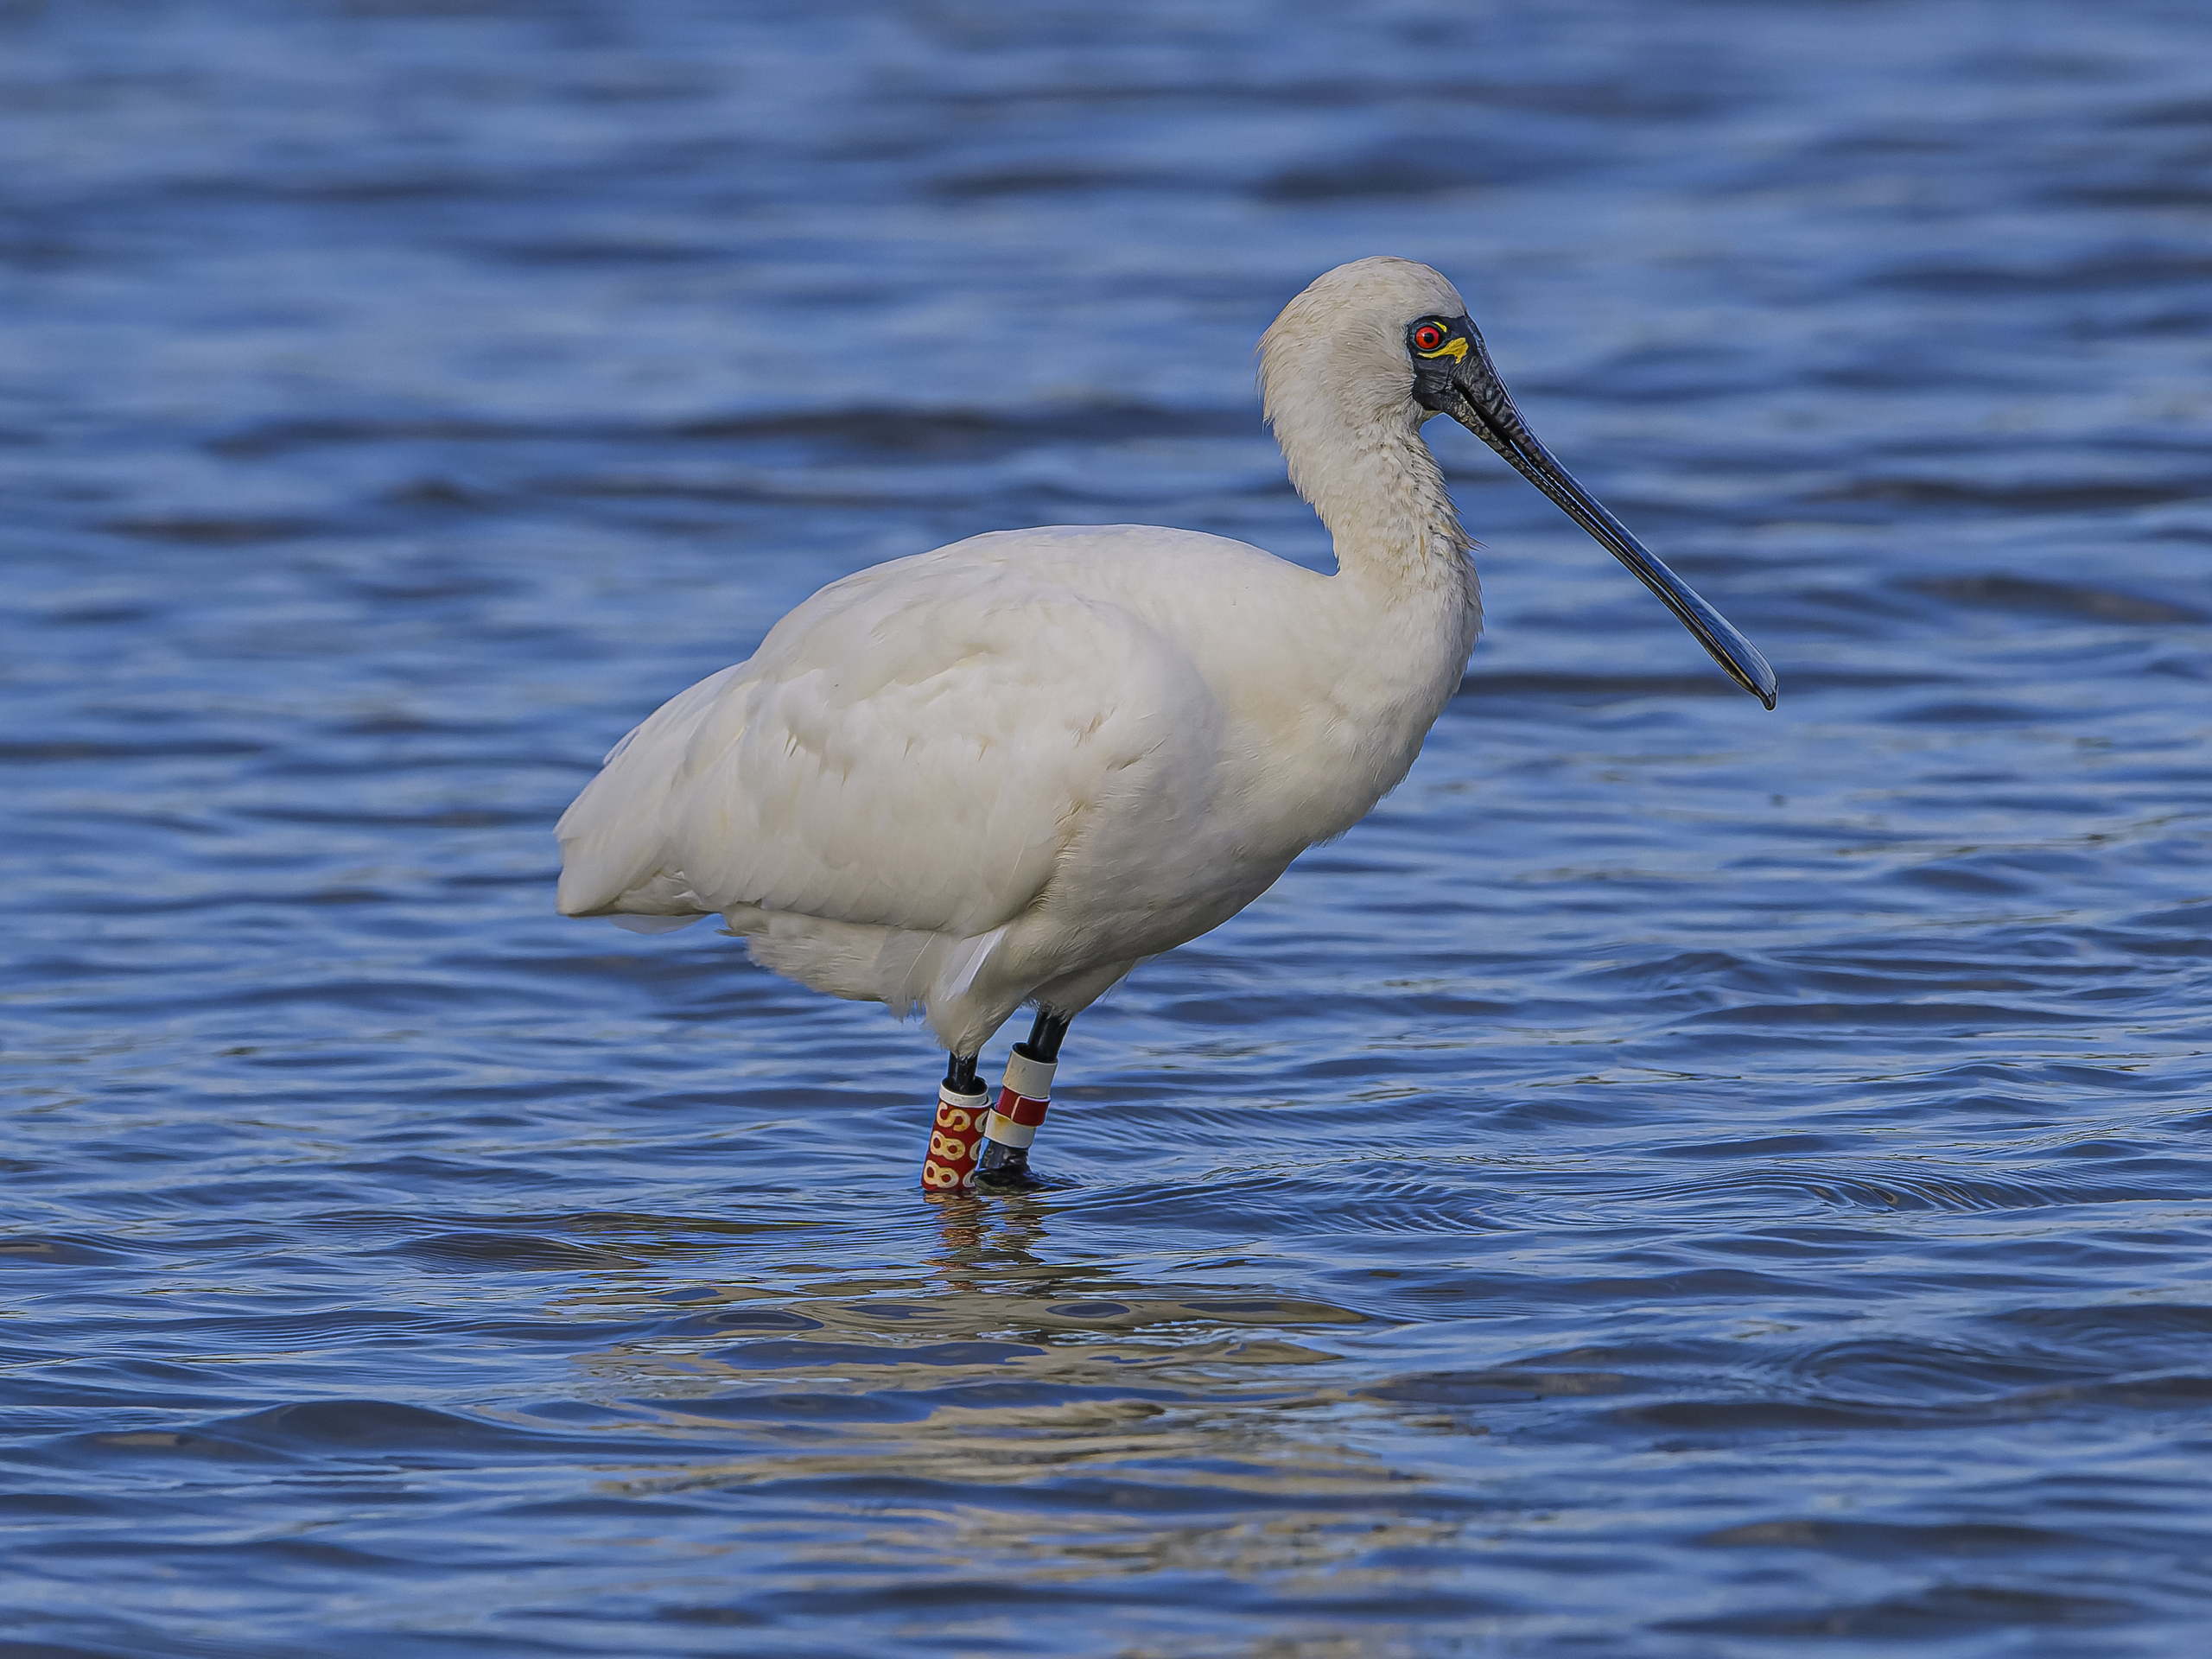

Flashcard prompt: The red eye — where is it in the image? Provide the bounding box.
[1413,323,1447,353]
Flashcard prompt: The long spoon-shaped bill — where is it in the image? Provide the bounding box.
[1438,356,1777,709]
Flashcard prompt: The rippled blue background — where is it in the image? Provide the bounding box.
[10,2,2212,1653]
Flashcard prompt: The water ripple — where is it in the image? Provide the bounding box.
[11,0,2212,1653]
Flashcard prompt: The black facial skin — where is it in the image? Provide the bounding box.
[1407,315,1491,414]
[1402,313,1779,709]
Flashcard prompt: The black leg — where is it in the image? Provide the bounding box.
[944,1051,980,1093]
[976,1008,1071,1189]
[1023,1007,1071,1064]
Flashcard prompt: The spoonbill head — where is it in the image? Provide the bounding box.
[556,256,1775,1192]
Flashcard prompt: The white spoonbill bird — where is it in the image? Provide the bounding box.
[556,257,1775,1192]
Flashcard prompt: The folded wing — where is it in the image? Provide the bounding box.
[556,556,1201,942]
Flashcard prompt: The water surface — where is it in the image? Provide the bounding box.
[9,2,2212,1654]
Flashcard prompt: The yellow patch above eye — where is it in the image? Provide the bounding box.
[1417,335,1469,361]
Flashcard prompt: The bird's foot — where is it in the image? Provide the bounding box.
[974,1144,1058,1192]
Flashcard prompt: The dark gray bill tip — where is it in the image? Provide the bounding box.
[1713,629,1779,710]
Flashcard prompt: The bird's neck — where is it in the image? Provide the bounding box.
[1274,397,1480,622]
[1262,393,1484,776]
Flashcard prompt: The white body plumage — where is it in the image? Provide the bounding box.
[559,259,1482,1054]
[558,256,1770,1063]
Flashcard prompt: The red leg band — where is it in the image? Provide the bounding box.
[921,1080,989,1192]
[982,1048,1057,1150]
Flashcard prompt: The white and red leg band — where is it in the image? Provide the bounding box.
[983,1047,1056,1150]
[920,1079,989,1192]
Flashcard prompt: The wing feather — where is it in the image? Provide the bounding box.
[556,555,1191,939]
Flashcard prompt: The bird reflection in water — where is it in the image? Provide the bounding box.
[921,1185,1056,1295]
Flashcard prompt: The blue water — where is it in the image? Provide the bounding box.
[9,2,2212,1653]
